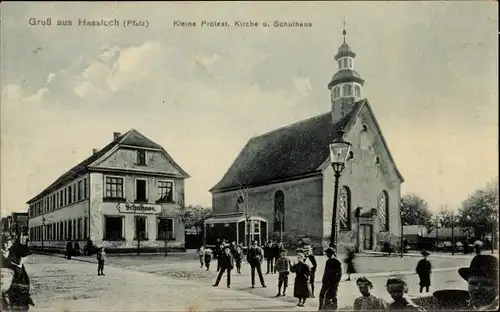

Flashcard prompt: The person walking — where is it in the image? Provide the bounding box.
[353,277,387,310]
[97,247,107,276]
[416,250,432,293]
[344,248,357,281]
[65,240,73,260]
[303,245,317,298]
[233,245,243,274]
[197,246,205,268]
[291,252,312,307]
[213,247,234,288]
[275,249,291,297]
[264,241,273,274]
[204,247,213,271]
[247,241,266,288]
[319,247,342,311]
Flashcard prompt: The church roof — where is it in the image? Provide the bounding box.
[27,129,189,204]
[335,42,356,60]
[209,101,366,193]
[328,69,365,89]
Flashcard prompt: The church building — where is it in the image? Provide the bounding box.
[206,27,404,252]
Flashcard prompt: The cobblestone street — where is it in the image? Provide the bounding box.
[27,252,474,311]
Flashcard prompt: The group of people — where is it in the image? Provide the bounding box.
[1,233,35,312]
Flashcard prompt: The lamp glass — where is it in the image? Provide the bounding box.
[329,139,352,164]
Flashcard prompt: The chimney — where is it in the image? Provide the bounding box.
[92,149,99,154]
[113,132,121,140]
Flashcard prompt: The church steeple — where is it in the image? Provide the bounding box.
[328,20,365,124]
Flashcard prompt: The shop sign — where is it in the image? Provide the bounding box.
[116,202,163,214]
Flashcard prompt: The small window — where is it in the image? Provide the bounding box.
[355,85,361,97]
[361,124,368,132]
[334,87,340,99]
[105,177,124,199]
[157,218,174,240]
[349,58,353,69]
[136,150,147,166]
[134,216,147,240]
[68,186,72,205]
[343,84,353,96]
[343,58,348,68]
[338,60,342,69]
[78,180,83,201]
[375,156,380,165]
[157,181,173,202]
[104,216,123,240]
[83,178,88,199]
[136,179,147,202]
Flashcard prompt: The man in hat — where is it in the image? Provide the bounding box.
[386,275,424,311]
[319,246,342,310]
[246,241,267,288]
[458,254,499,310]
[416,250,432,293]
[303,245,317,297]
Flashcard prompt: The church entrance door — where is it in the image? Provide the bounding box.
[362,225,373,250]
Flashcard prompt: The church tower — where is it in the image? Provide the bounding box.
[328,21,365,124]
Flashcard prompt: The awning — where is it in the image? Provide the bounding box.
[204,215,267,225]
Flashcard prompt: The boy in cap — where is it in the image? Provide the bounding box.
[353,276,387,310]
[96,247,107,276]
[386,275,424,311]
[458,254,499,310]
[275,249,291,297]
[213,246,234,288]
[416,250,432,293]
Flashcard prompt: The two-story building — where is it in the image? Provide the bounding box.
[27,129,190,252]
[207,28,404,252]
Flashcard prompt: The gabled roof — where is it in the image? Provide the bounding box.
[209,101,365,193]
[27,129,189,204]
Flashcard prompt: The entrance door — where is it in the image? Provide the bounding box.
[362,225,373,250]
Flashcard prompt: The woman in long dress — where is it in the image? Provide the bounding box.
[290,252,312,307]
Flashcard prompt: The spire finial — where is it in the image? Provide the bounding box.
[342,17,347,43]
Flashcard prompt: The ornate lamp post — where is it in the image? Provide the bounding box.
[328,129,352,250]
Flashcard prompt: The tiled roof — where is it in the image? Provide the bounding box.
[209,101,365,193]
[27,129,188,204]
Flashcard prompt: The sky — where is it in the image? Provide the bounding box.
[0,1,498,217]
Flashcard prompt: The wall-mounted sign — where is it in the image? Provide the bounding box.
[116,202,163,214]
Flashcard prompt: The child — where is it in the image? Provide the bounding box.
[97,247,107,276]
[233,245,243,274]
[275,249,291,297]
[415,250,432,293]
[204,247,213,271]
[353,277,387,310]
[386,275,424,311]
[198,246,205,268]
[290,253,312,307]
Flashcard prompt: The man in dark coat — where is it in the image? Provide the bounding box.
[416,250,432,293]
[272,242,281,274]
[303,245,317,298]
[264,241,273,274]
[65,240,73,260]
[213,247,234,288]
[3,243,35,312]
[247,241,267,288]
[319,247,342,311]
[458,254,499,310]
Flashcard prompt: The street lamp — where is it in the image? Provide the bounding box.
[328,129,352,250]
[451,212,456,255]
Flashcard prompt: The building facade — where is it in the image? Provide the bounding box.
[208,28,404,252]
[27,130,190,252]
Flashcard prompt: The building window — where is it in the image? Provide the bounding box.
[333,86,340,99]
[77,218,82,240]
[84,217,88,239]
[78,181,83,201]
[378,191,389,231]
[67,187,71,205]
[134,216,147,240]
[83,178,88,199]
[157,181,173,202]
[348,58,353,69]
[136,150,147,166]
[135,179,147,202]
[59,221,63,240]
[343,84,353,96]
[72,219,76,240]
[355,85,361,97]
[104,216,123,240]
[338,60,342,69]
[59,190,63,207]
[73,183,77,203]
[157,218,174,240]
[236,195,244,212]
[343,58,348,68]
[105,177,124,199]
[52,194,56,210]
[68,220,72,240]
[273,190,285,233]
[339,186,351,230]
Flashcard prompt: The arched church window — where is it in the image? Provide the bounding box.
[343,58,348,68]
[273,190,285,232]
[378,191,389,231]
[355,85,361,97]
[236,195,244,212]
[343,84,353,96]
[334,87,340,99]
[339,186,351,230]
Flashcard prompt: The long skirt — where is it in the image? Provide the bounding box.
[293,277,311,299]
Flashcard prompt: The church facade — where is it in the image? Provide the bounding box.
[207,29,404,252]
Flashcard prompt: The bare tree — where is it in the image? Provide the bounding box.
[273,202,285,241]
[236,182,258,247]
